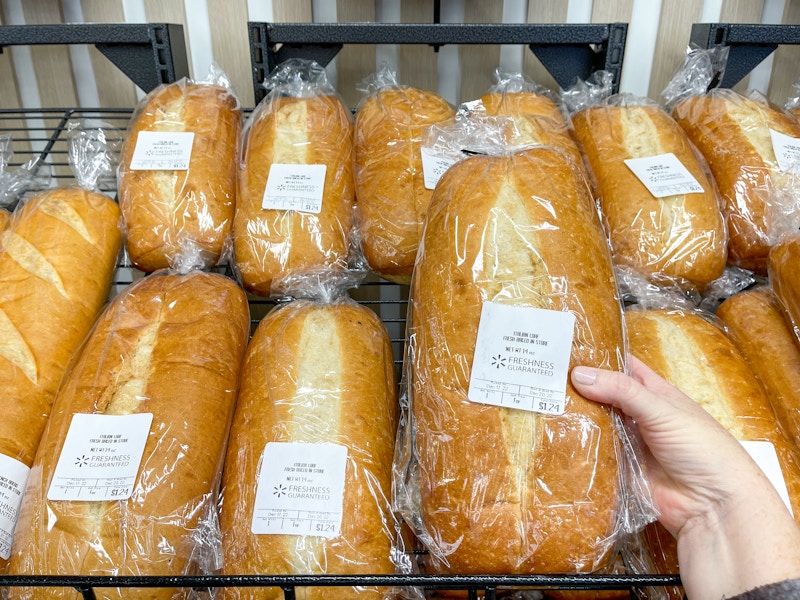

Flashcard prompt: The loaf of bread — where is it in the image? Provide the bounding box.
[8,271,250,599]
[355,86,454,284]
[480,91,585,171]
[118,81,241,272]
[626,308,800,519]
[0,189,121,468]
[717,287,800,449]
[408,147,625,574]
[219,299,397,600]
[571,101,727,288]
[235,94,355,296]
[768,233,800,335]
[672,90,800,274]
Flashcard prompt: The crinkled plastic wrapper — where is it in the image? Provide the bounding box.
[671,88,800,274]
[354,71,454,285]
[219,296,405,600]
[396,146,637,575]
[117,73,242,273]
[623,524,682,600]
[234,59,355,297]
[479,71,586,173]
[570,94,727,289]
[625,307,800,520]
[7,271,250,599]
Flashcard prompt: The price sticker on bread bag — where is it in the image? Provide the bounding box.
[252,442,347,538]
[129,131,194,170]
[421,147,458,190]
[47,413,153,502]
[468,303,575,415]
[624,152,704,198]
[262,164,327,213]
[770,129,800,172]
[740,441,794,516]
[0,454,30,559]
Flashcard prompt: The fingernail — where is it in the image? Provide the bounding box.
[572,367,596,385]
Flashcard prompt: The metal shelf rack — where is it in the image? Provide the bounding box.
[0,23,189,93]
[691,23,800,89]
[248,22,628,104]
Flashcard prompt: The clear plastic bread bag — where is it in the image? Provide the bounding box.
[0,125,122,573]
[563,72,728,291]
[117,64,242,273]
[786,74,800,119]
[665,46,800,275]
[218,270,415,600]
[622,297,800,593]
[234,58,355,297]
[353,63,455,285]
[393,114,655,577]
[6,269,250,599]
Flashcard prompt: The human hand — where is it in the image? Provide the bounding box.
[571,356,800,599]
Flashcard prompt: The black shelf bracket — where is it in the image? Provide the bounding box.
[690,23,800,89]
[248,22,627,104]
[0,23,189,92]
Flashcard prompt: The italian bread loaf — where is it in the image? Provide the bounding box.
[118,81,241,272]
[409,147,625,574]
[355,86,454,284]
[571,101,727,288]
[717,287,800,449]
[626,308,800,519]
[235,95,355,296]
[480,91,586,171]
[8,271,250,600]
[672,90,800,274]
[0,188,121,468]
[220,299,397,600]
[768,233,800,335]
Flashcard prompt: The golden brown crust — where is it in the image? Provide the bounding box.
[410,147,624,574]
[717,287,800,451]
[0,189,121,469]
[219,300,397,600]
[118,82,241,272]
[8,272,250,599]
[355,87,454,284]
[769,234,800,336]
[625,309,800,518]
[480,91,586,173]
[571,103,727,288]
[0,209,9,233]
[234,95,355,296]
[672,91,800,274]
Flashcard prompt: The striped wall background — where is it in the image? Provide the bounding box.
[1,0,799,112]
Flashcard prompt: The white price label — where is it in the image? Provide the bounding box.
[129,131,194,171]
[421,147,458,190]
[624,152,704,198]
[468,303,575,415]
[770,129,800,172]
[740,440,793,516]
[0,454,29,560]
[48,413,153,502]
[252,442,347,538]
[262,164,327,213]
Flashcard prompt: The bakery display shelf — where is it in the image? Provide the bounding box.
[249,21,628,104]
[691,22,800,89]
[0,573,681,599]
[0,23,189,93]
